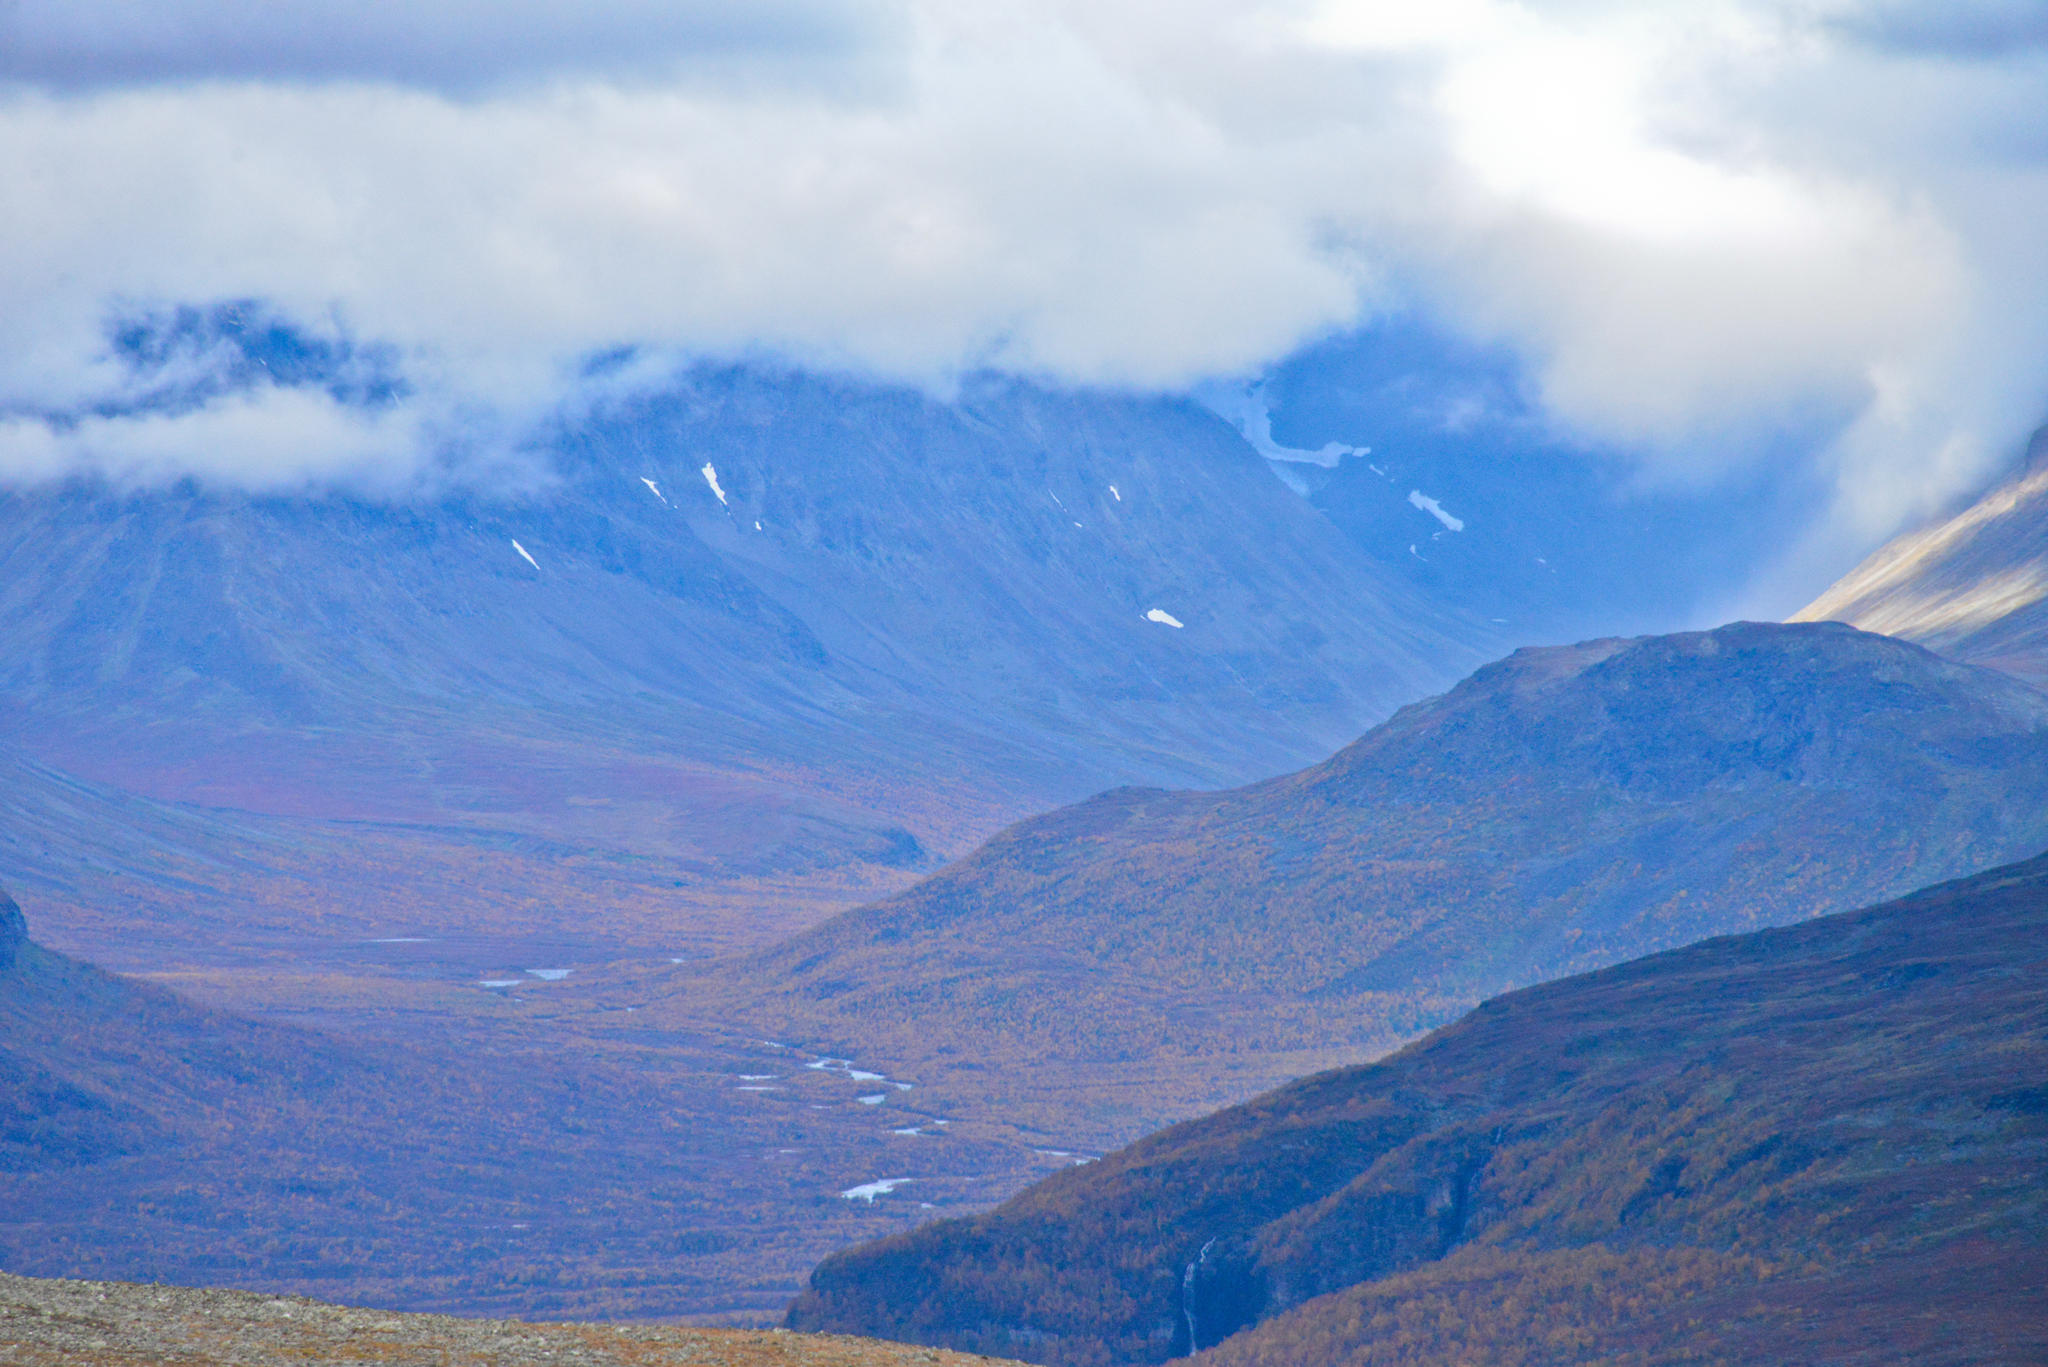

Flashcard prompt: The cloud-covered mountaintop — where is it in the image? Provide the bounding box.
[2,0,2044,587]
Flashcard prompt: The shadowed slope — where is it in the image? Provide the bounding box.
[787,852,2048,1365]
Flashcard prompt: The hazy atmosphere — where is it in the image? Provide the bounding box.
[3,3,2044,1364]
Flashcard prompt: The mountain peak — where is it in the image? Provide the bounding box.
[1311,619,2048,805]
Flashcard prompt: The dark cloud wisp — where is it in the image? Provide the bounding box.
[0,0,885,93]
[1836,0,2048,60]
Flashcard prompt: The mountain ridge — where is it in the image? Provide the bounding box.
[785,849,2048,1364]
[668,621,2048,1145]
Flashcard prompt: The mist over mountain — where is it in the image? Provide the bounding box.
[1796,424,2048,686]
[788,851,2048,1365]
[1221,322,1834,641]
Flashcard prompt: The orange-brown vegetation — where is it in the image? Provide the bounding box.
[0,1271,1026,1366]
[669,623,2048,1153]
[787,851,2048,1364]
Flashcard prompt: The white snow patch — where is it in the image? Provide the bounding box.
[753,520,762,530]
[700,462,729,505]
[478,979,522,989]
[1145,608,1184,628]
[891,1081,914,1091]
[525,968,571,981]
[846,1068,885,1082]
[510,539,539,570]
[640,477,667,505]
[890,1126,926,1136]
[1408,490,1465,531]
[840,1178,912,1201]
[1109,484,1121,501]
[737,1074,778,1081]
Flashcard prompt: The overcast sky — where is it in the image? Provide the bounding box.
[1,0,2044,582]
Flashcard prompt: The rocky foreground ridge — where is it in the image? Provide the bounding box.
[0,1272,1023,1367]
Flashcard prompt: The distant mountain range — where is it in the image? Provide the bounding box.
[1795,425,2048,687]
[0,365,1498,990]
[788,850,2048,1365]
[681,620,2048,1139]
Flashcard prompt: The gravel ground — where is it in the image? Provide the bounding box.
[0,1274,1022,1367]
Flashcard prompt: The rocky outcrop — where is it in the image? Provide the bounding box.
[0,887,24,971]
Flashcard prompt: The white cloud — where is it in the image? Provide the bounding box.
[0,0,2042,589]
[0,386,430,492]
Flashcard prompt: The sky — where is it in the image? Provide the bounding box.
[1,0,2045,591]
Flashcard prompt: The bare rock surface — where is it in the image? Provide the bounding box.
[0,1273,1018,1367]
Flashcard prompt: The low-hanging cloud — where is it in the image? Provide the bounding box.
[1,0,2044,587]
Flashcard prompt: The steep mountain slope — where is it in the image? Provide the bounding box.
[686,621,2048,1135]
[0,884,1049,1320]
[787,851,2048,1365]
[1795,425,2048,685]
[0,365,1492,990]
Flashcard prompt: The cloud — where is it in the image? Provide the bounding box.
[0,386,428,492]
[0,0,883,94]
[0,0,2043,591]
[1833,0,2048,59]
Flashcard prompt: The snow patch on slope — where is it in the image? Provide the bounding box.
[1408,491,1465,532]
[840,1178,912,1201]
